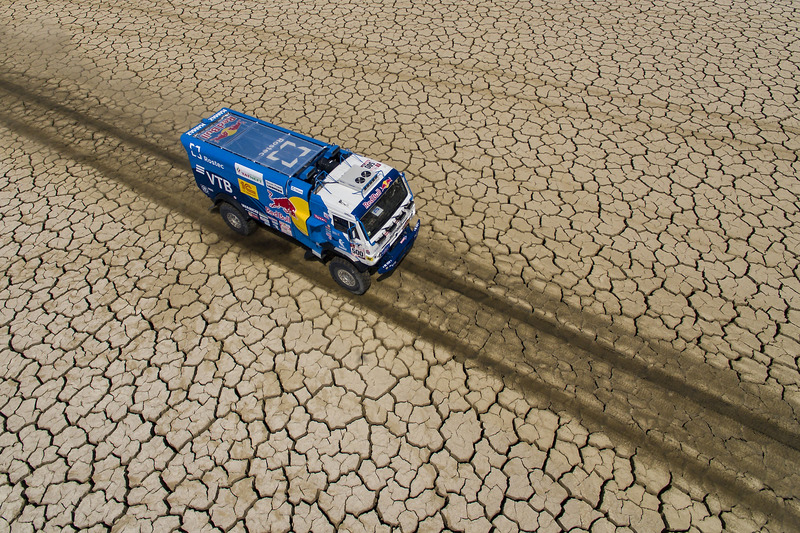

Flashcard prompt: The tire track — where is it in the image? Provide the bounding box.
[1,77,799,528]
[2,73,797,448]
[1,75,797,450]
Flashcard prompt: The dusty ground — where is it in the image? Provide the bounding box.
[1,0,799,531]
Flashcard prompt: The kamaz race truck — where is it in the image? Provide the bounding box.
[180,108,420,294]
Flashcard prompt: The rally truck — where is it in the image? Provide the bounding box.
[180,108,420,294]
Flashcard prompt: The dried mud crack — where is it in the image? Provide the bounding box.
[1,1,799,531]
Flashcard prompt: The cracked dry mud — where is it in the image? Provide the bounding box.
[1,0,799,531]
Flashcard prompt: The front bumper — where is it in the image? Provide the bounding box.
[376,219,420,275]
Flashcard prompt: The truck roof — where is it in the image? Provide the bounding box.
[187,109,328,178]
[316,153,400,216]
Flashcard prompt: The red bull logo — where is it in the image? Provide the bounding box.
[212,120,242,141]
[266,193,311,235]
[198,114,242,141]
[362,176,394,210]
[270,197,296,217]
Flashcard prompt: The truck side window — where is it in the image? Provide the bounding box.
[333,216,350,233]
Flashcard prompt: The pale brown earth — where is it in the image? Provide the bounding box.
[1,0,799,531]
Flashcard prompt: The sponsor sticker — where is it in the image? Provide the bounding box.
[202,156,223,169]
[361,177,394,210]
[213,119,241,141]
[263,203,291,223]
[264,180,283,193]
[187,123,205,136]
[199,114,241,141]
[239,179,259,199]
[269,196,296,217]
[235,163,264,186]
[209,109,228,121]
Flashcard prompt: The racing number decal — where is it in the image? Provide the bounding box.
[265,141,312,169]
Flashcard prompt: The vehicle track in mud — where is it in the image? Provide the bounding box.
[26,1,799,434]
[3,69,798,444]
[9,2,800,422]
[2,75,798,528]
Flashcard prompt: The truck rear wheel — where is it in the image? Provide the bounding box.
[220,202,257,236]
[329,257,371,295]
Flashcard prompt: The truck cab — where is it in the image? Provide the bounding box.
[180,108,420,294]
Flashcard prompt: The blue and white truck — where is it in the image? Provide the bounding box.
[180,108,420,294]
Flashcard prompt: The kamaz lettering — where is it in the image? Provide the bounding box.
[181,108,419,294]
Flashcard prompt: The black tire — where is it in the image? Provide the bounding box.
[219,202,257,236]
[329,257,371,294]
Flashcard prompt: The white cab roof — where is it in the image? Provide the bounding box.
[316,154,395,215]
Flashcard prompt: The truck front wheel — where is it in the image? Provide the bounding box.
[220,202,257,236]
[329,258,371,295]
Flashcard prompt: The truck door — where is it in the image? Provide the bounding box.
[348,224,369,261]
[331,215,353,253]
[330,215,368,260]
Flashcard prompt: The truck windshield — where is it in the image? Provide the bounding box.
[360,178,409,240]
